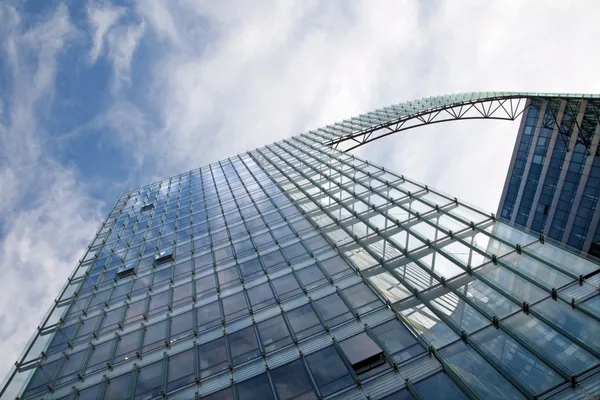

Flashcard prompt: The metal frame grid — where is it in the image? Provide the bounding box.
[2,92,600,400]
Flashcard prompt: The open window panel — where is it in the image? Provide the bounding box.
[339,332,386,377]
[141,204,155,212]
[155,249,174,264]
[116,263,136,278]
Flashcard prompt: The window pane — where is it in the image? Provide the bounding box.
[471,326,564,394]
[320,256,353,279]
[261,250,286,271]
[296,265,327,291]
[196,274,217,297]
[247,282,276,310]
[286,304,323,340]
[414,372,467,399]
[239,258,263,279]
[85,340,114,374]
[203,387,233,400]
[381,389,414,399]
[100,306,125,333]
[228,326,260,366]
[104,372,132,399]
[197,301,222,331]
[77,383,103,400]
[124,299,147,325]
[270,359,316,400]
[305,346,353,397]
[133,360,163,400]
[257,315,292,353]
[343,284,383,314]
[198,337,228,378]
[142,321,167,354]
[55,349,88,385]
[172,282,193,306]
[439,341,523,400]
[167,348,195,393]
[170,310,195,344]
[313,293,353,327]
[272,274,302,300]
[222,292,249,321]
[237,373,275,400]
[148,290,171,316]
[114,330,141,363]
[371,319,425,363]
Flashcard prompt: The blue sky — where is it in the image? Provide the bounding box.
[2,0,600,386]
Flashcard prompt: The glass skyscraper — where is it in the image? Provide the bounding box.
[498,97,600,257]
[2,93,600,400]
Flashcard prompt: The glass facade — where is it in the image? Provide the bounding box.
[2,92,600,400]
[499,98,600,256]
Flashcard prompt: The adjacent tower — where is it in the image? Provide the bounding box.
[2,93,600,400]
[498,98,600,257]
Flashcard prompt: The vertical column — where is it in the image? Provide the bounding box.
[562,122,600,245]
[510,100,547,223]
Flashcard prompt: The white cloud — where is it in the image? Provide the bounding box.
[105,19,146,92]
[0,4,104,392]
[87,2,126,63]
[87,1,146,92]
[127,0,600,215]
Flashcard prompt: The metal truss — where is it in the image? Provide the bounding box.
[302,92,600,153]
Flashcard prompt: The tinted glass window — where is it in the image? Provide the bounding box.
[170,310,195,344]
[314,293,353,327]
[114,330,141,363]
[104,372,132,399]
[286,304,323,339]
[413,372,467,399]
[222,292,249,321]
[197,301,222,331]
[142,320,167,354]
[296,265,328,291]
[343,284,383,314]
[228,326,260,366]
[320,256,352,279]
[237,373,275,400]
[270,359,316,400]
[133,360,163,400]
[198,337,228,378]
[371,319,425,363]
[247,282,276,310]
[167,348,195,393]
[257,315,292,353]
[305,346,353,397]
[272,274,302,300]
[85,340,114,374]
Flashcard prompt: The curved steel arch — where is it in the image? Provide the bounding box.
[302,92,600,153]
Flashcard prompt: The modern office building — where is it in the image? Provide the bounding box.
[2,92,600,400]
[498,97,600,257]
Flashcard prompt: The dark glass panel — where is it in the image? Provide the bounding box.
[256,315,292,353]
[413,372,467,400]
[167,348,195,393]
[133,360,163,400]
[198,337,228,378]
[305,346,353,397]
[313,293,353,327]
[371,319,425,363]
[286,304,323,340]
[270,359,316,400]
[247,282,276,310]
[197,301,222,331]
[228,326,260,366]
[272,274,302,300]
[236,373,275,400]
